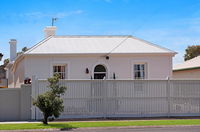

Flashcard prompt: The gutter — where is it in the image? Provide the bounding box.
[173,66,200,72]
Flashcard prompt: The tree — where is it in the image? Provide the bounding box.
[33,74,67,124]
[184,45,200,61]
[0,53,3,61]
[3,59,9,66]
[22,47,28,52]
[0,46,28,66]
[17,46,29,56]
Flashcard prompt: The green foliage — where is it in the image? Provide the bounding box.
[1,47,28,66]
[17,46,30,56]
[0,53,3,61]
[22,47,29,52]
[184,45,200,61]
[33,74,67,124]
[3,58,9,66]
[47,74,67,96]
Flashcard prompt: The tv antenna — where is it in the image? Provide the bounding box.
[51,18,58,26]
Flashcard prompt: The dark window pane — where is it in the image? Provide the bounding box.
[53,66,66,79]
[138,65,140,70]
[58,66,61,72]
[141,71,145,78]
[94,73,106,79]
[61,73,65,79]
[59,73,62,78]
[61,66,65,72]
[134,65,138,70]
[94,65,106,72]
[135,72,140,78]
[53,66,56,72]
[141,65,144,70]
[134,64,145,79]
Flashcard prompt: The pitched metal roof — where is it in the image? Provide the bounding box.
[173,56,200,71]
[25,35,176,55]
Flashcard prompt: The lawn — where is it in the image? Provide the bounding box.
[0,119,200,130]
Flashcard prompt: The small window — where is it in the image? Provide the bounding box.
[53,65,66,79]
[134,64,146,79]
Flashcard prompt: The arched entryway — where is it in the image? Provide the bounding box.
[94,64,107,79]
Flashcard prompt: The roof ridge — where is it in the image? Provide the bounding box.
[53,35,131,38]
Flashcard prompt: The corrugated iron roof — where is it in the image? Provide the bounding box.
[25,35,176,55]
[173,56,200,71]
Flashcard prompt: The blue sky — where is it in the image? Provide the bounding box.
[1,0,200,65]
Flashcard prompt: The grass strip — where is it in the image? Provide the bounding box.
[0,119,200,130]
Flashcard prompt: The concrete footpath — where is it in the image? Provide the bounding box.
[0,121,40,124]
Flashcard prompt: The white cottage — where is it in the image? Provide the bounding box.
[6,26,176,88]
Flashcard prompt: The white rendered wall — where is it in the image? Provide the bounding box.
[8,59,25,88]
[173,69,200,79]
[24,54,172,80]
[14,59,25,88]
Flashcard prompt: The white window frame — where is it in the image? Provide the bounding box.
[133,63,147,79]
[53,65,66,79]
[93,64,107,79]
[92,61,110,79]
[50,61,69,79]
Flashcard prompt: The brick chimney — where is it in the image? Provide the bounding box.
[44,26,57,38]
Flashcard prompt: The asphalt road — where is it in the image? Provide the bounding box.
[69,126,200,132]
[1,126,200,132]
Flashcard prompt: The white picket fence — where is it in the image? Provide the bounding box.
[31,78,200,120]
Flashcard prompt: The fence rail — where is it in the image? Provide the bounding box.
[31,79,200,120]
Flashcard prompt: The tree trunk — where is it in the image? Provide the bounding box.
[43,114,48,125]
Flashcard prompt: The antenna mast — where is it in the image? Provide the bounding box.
[51,18,58,26]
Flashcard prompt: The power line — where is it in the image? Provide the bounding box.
[105,35,131,57]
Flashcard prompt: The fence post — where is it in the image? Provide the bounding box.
[31,75,37,120]
[103,80,107,119]
[167,77,171,117]
[199,80,200,115]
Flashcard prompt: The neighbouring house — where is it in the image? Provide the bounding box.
[0,60,7,88]
[173,56,200,79]
[0,65,7,88]
[0,65,6,79]
[6,26,176,88]
[0,53,5,79]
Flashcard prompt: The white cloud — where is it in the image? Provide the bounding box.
[17,10,84,19]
